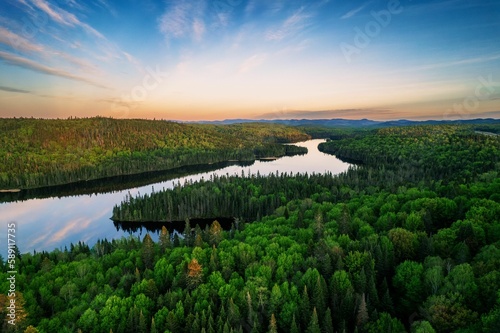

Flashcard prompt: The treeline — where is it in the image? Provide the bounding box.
[1,124,499,332]
[319,125,500,181]
[0,118,309,190]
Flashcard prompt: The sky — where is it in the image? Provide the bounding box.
[0,0,499,121]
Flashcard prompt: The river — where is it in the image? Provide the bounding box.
[0,139,351,257]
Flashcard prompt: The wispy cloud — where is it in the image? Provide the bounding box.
[0,86,32,94]
[193,19,205,41]
[265,7,313,41]
[158,0,206,41]
[0,26,45,53]
[239,53,267,74]
[399,54,500,72]
[341,1,372,19]
[31,0,105,39]
[93,0,117,17]
[0,27,100,74]
[0,50,108,89]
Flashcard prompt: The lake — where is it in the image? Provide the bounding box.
[0,139,351,257]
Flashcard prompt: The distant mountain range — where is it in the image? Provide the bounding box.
[193,118,500,128]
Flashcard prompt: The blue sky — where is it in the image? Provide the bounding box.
[0,0,499,120]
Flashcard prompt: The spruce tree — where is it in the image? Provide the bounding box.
[268,314,278,333]
[357,294,369,329]
[306,308,321,333]
[322,308,334,333]
[290,314,300,333]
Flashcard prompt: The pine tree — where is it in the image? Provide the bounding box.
[357,294,369,329]
[339,204,351,235]
[184,218,193,246]
[126,306,139,333]
[250,320,259,333]
[313,210,324,241]
[142,233,155,269]
[227,298,241,328]
[290,314,300,333]
[187,258,203,289]
[366,273,379,309]
[209,220,223,246]
[191,312,201,333]
[150,317,157,333]
[306,308,321,333]
[268,314,278,333]
[166,311,178,333]
[159,226,171,252]
[313,276,327,312]
[246,291,254,329]
[322,307,334,333]
[194,234,204,248]
[209,245,219,272]
[138,310,147,333]
[299,285,311,328]
[223,320,231,333]
[379,278,394,313]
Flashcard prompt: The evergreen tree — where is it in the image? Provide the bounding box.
[150,317,157,333]
[306,308,321,333]
[290,314,300,333]
[209,220,223,246]
[187,258,203,289]
[268,314,278,333]
[142,233,155,269]
[322,308,334,333]
[138,311,147,333]
[299,285,311,328]
[184,218,193,247]
[159,226,171,252]
[357,294,369,329]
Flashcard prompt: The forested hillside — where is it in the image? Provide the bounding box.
[0,118,309,190]
[1,124,499,333]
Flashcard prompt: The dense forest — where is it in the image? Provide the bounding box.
[0,118,308,191]
[1,124,500,333]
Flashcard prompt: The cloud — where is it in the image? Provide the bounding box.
[31,0,105,39]
[122,51,144,73]
[0,27,45,53]
[193,19,205,41]
[265,7,313,41]
[239,53,267,73]
[0,86,32,94]
[93,0,118,17]
[397,54,500,72]
[0,50,108,89]
[341,1,372,19]
[158,0,206,41]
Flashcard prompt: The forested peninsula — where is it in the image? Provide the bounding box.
[1,123,499,333]
[0,118,309,190]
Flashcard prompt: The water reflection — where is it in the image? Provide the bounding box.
[0,160,255,203]
[0,139,350,256]
[113,218,235,234]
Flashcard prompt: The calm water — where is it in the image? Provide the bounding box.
[0,140,351,256]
